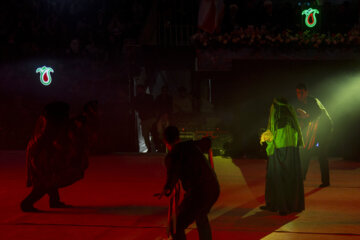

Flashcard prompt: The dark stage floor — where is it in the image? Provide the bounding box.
[0,151,359,240]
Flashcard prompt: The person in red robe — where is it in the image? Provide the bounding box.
[21,101,99,212]
[21,102,71,212]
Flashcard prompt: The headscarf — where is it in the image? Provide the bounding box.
[261,98,304,147]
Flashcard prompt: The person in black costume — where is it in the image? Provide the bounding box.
[295,83,333,188]
[157,126,220,240]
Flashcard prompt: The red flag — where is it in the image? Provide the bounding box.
[198,0,224,33]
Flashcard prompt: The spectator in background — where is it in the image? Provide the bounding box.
[245,0,258,26]
[222,3,240,33]
[173,86,192,114]
[336,1,353,33]
[173,86,193,130]
[67,38,81,56]
[280,1,296,30]
[155,85,173,117]
[133,84,156,153]
[107,13,124,59]
[154,85,173,152]
[261,0,276,29]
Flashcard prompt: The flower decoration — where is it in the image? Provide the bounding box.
[192,25,360,49]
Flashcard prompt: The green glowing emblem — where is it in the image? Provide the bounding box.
[36,66,54,86]
[302,8,319,28]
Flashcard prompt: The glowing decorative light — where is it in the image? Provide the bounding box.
[302,8,319,28]
[36,66,54,86]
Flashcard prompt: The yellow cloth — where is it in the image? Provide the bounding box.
[260,129,274,145]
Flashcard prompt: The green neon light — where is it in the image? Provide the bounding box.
[36,66,54,86]
[302,8,319,28]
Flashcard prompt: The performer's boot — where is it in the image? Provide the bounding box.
[49,188,71,208]
[20,201,40,212]
[50,201,70,208]
[20,188,44,212]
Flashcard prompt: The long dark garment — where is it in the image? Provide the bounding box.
[265,147,305,213]
[25,116,87,191]
[22,101,98,210]
[261,98,305,214]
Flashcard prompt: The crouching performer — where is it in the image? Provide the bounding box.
[156,126,220,240]
[260,98,305,216]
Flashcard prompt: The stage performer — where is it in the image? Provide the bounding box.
[156,126,219,240]
[21,101,98,212]
[260,98,305,216]
[295,83,333,187]
[21,102,71,212]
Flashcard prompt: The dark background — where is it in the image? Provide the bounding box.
[1,0,360,159]
[2,58,360,160]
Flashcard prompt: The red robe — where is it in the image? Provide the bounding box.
[26,115,93,189]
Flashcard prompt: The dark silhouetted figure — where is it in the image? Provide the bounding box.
[154,86,172,152]
[295,83,333,188]
[133,84,155,152]
[21,101,99,212]
[21,102,71,212]
[158,126,220,240]
[260,98,305,216]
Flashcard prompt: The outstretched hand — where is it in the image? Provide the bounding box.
[154,189,171,199]
[153,192,164,199]
[297,108,309,119]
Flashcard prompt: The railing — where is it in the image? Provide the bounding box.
[157,24,196,47]
[155,0,198,47]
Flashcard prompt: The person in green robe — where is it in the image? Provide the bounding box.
[260,97,305,215]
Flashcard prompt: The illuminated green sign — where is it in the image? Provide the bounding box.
[36,66,54,86]
[302,8,319,28]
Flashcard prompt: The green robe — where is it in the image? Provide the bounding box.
[264,99,305,213]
